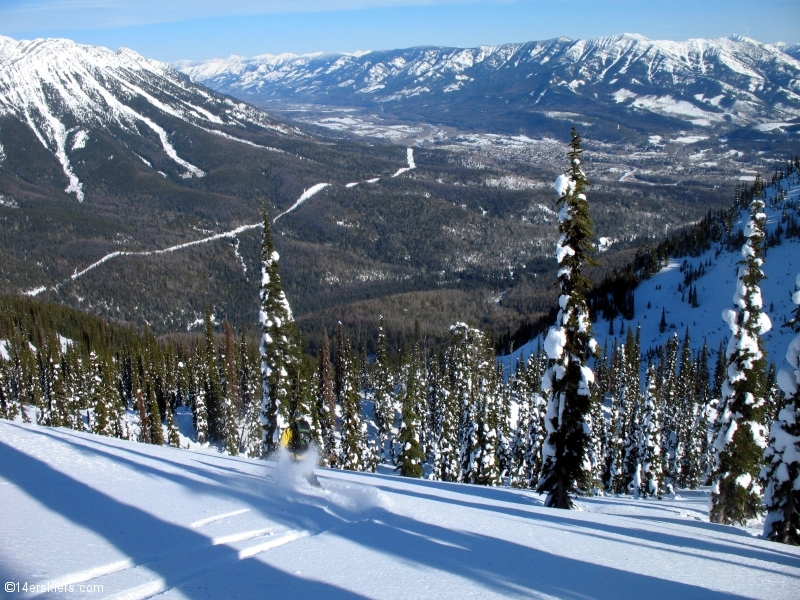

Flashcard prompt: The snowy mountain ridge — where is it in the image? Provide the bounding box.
[178,33,800,132]
[0,36,292,200]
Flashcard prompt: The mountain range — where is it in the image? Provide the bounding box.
[0,33,791,349]
[178,34,800,140]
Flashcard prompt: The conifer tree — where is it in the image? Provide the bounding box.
[426,358,448,480]
[0,358,15,421]
[167,404,181,448]
[202,309,224,442]
[339,351,367,471]
[713,339,727,399]
[660,333,680,493]
[238,326,263,457]
[638,365,664,498]
[537,128,598,509]
[762,272,800,544]
[448,324,495,484]
[524,348,548,487]
[50,348,71,428]
[694,340,713,482]
[711,175,772,525]
[146,381,164,445]
[433,328,466,482]
[373,316,395,463]
[677,329,700,488]
[259,209,299,456]
[87,351,112,437]
[316,332,339,466]
[396,343,426,478]
[220,320,240,455]
[471,367,503,486]
[334,322,348,406]
[191,347,208,444]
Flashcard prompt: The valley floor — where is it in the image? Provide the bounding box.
[1,422,798,599]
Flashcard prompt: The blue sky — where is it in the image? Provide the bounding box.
[2,0,798,62]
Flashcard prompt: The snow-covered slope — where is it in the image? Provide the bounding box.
[179,34,800,131]
[0,36,290,200]
[509,171,800,372]
[1,420,798,599]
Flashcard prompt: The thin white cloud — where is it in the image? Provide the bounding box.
[2,0,498,32]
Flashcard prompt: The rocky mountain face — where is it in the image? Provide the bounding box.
[0,35,296,202]
[178,34,800,139]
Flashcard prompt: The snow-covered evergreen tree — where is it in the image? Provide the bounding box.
[710,176,772,525]
[220,321,239,455]
[191,348,208,444]
[238,326,263,458]
[259,210,299,456]
[433,333,462,482]
[537,128,599,509]
[396,342,426,478]
[509,364,532,488]
[660,333,680,493]
[638,365,664,498]
[339,351,368,471]
[202,309,224,442]
[677,329,700,488]
[762,272,800,544]
[316,332,339,466]
[167,404,181,448]
[373,316,396,463]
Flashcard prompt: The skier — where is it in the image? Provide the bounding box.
[279,416,321,487]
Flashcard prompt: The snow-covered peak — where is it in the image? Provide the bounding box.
[0,35,289,201]
[179,33,800,129]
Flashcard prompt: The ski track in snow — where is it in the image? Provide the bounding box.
[191,509,251,528]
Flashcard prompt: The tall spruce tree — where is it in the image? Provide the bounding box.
[762,271,800,544]
[316,332,339,466]
[638,365,664,498]
[202,309,224,442]
[339,350,368,471]
[220,320,240,455]
[373,316,396,463]
[538,128,599,509]
[259,209,299,456]
[238,326,263,457]
[711,175,772,524]
[396,342,426,478]
[190,345,209,444]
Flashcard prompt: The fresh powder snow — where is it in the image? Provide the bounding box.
[1,420,797,599]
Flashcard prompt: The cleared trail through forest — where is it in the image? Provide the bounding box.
[23,148,417,295]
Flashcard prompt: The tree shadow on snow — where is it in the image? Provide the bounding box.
[371,484,800,576]
[0,440,367,600]
[1,425,793,599]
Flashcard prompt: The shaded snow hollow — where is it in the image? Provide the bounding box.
[1,421,798,599]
